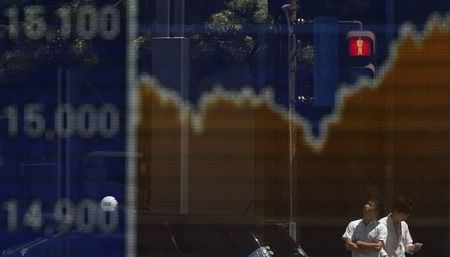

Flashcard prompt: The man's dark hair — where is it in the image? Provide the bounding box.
[367,194,385,214]
[393,196,413,214]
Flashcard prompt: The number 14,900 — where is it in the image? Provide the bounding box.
[2,199,119,234]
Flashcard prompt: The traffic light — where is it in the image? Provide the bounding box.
[346,30,376,83]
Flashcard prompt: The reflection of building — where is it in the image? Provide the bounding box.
[147,0,190,214]
[151,0,189,96]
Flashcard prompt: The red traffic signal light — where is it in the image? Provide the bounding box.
[347,31,375,57]
[346,30,376,82]
[348,36,372,56]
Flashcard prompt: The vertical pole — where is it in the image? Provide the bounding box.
[385,0,395,213]
[178,0,189,215]
[289,0,298,99]
[166,0,171,37]
[126,0,138,256]
[283,0,297,242]
[289,0,297,242]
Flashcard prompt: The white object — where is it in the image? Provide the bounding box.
[101,196,118,212]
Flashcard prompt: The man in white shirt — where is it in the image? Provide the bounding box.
[342,196,388,257]
[379,196,422,257]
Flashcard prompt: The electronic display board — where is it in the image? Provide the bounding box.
[0,0,137,256]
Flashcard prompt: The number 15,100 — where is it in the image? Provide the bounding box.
[1,104,120,139]
[3,5,120,41]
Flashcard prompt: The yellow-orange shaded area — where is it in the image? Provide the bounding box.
[137,18,450,220]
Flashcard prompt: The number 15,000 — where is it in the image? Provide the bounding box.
[2,104,120,139]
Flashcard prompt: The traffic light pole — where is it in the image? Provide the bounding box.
[282,2,297,242]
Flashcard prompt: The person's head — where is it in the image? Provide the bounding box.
[362,195,384,221]
[392,196,413,223]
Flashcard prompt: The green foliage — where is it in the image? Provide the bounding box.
[298,44,314,66]
[135,32,153,51]
[193,0,272,66]
[0,35,98,77]
[0,0,114,76]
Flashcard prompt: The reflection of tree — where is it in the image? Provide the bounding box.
[298,44,314,66]
[191,0,273,85]
[0,0,120,78]
[0,34,98,77]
